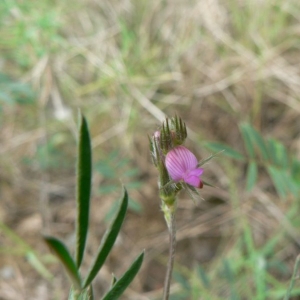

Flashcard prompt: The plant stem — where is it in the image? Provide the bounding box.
[163,211,176,300]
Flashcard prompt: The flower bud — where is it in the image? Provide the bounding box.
[150,116,203,206]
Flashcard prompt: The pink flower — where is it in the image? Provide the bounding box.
[165,146,204,188]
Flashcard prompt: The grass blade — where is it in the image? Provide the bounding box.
[267,138,289,168]
[44,236,81,290]
[83,189,128,288]
[240,123,255,159]
[246,161,258,191]
[0,221,53,280]
[246,124,269,160]
[267,165,287,197]
[101,251,144,300]
[76,113,92,268]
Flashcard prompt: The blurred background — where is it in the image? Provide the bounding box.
[1,0,300,299]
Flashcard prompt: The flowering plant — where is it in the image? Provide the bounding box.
[150,116,215,300]
[44,114,144,300]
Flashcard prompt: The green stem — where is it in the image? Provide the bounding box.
[163,211,176,300]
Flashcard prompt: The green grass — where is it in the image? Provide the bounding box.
[1,0,300,299]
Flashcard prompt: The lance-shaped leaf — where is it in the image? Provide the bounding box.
[83,189,128,288]
[240,123,255,159]
[267,165,287,197]
[246,161,258,191]
[101,251,144,300]
[44,236,81,290]
[76,113,92,268]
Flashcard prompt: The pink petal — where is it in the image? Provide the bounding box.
[187,168,204,177]
[165,146,198,181]
[183,168,204,188]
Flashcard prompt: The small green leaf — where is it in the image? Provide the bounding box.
[246,125,269,160]
[267,165,287,197]
[281,172,299,198]
[246,161,258,191]
[267,138,289,168]
[240,123,255,158]
[204,142,244,160]
[291,159,300,183]
[44,236,81,290]
[76,113,92,268]
[101,251,144,300]
[83,189,128,288]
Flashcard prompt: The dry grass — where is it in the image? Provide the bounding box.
[1,0,300,299]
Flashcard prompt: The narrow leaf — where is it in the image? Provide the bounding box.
[76,113,92,267]
[44,236,81,290]
[267,165,287,197]
[83,189,128,288]
[101,251,144,300]
[281,171,299,198]
[267,138,289,168]
[246,161,258,191]
[291,159,300,182]
[240,123,255,158]
[204,142,244,160]
[246,125,269,160]
[26,251,53,280]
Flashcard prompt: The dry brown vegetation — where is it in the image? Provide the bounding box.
[1,0,300,299]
